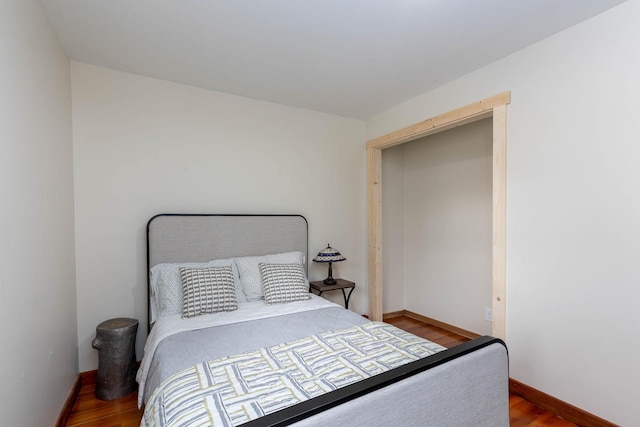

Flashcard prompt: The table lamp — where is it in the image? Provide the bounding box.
[312,244,346,285]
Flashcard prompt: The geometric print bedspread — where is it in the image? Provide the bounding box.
[142,322,445,427]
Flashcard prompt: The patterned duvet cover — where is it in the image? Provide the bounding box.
[142,322,445,427]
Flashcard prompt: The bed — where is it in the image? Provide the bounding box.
[138,214,509,426]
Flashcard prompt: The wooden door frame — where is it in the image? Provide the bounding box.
[366,91,510,340]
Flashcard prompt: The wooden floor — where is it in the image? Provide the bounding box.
[67,315,576,426]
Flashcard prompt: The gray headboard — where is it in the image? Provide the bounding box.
[146,214,308,326]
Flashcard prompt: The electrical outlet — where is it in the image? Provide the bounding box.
[484,307,493,322]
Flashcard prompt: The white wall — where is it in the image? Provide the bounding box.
[0,1,77,426]
[367,1,640,425]
[384,119,493,335]
[71,62,366,371]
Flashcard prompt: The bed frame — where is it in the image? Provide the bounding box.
[146,214,509,426]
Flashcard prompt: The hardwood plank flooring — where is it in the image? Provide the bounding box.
[66,383,141,427]
[67,315,575,426]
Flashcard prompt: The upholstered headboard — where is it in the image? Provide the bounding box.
[146,214,308,326]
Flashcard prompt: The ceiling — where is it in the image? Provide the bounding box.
[42,0,626,119]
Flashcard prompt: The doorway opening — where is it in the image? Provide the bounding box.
[367,92,509,340]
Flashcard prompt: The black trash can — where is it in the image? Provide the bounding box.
[91,317,138,400]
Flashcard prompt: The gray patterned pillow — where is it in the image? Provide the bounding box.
[151,258,244,323]
[235,251,305,301]
[180,266,238,318]
[259,263,310,305]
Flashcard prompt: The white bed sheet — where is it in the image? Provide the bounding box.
[136,294,340,406]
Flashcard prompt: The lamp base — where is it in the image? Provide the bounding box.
[323,262,337,285]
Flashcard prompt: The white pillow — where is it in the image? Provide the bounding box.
[259,263,310,305]
[234,251,306,301]
[150,258,244,322]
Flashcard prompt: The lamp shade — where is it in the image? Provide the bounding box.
[312,244,346,263]
[313,244,345,284]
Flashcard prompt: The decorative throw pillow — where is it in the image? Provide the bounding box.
[235,251,305,301]
[259,263,310,305]
[180,266,238,318]
[150,258,244,323]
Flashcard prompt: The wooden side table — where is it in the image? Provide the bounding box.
[309,279,355,309]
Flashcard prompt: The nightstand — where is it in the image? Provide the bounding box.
[309,279,355,309]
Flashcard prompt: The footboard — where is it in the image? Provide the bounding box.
[246,336,509,427]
